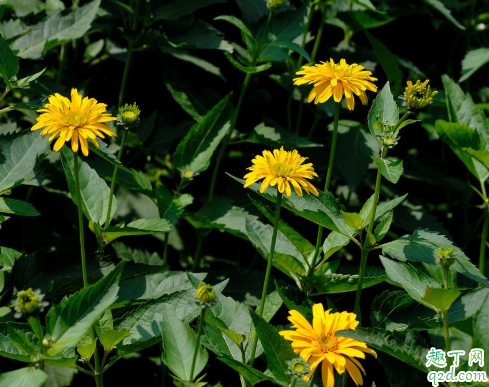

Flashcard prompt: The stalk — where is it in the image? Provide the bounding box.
[479,180,489,276]
[442,311,451,353]
[73,154,88,288]
[104,130,128,229]
[248,192,283,366]
[308,103,340,275]
[189,308,206,382]
[353,111,411,319]
[208,12,273,203]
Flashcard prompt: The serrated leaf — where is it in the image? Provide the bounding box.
[0,367,48,387]
[373,156,403,184]
[161,304,208,380]
[382,229,489,288]
[45,262,124,356]
[60,148,116,226]
[249,309,294,383]
[422,0,465,30]
[7,323,39,356]
[98,328,130,352]
[341,211,363,230]
[76,331,96,360]
[460,48,489,82]
[367,82,399,143]
[0,131,49,194]
[12,0,101,59]
[0,32,18,80]
[322,231,350,260]
[374,211,393,241]
[218,356,276,386]
[336,327,429,373]
[421,287,461,313]
[173,94,233,174]
[247,123,321,148]
[101,218,171,245]
[10,68,45,89]
[0,197,39,216]
[224,52,271,74]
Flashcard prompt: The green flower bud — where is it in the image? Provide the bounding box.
[400,80,438,111]
[117,103,141,128]
[267,0,284,11]
[436,247,456,268]
[196,283,216,307]
[286,357,310,378]
[14,288,48,318]
[182,167,194,180]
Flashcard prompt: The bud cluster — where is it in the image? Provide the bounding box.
[400,80,438,111]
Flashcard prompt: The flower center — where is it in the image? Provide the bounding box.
[65,111,87,127]
[271,162,294,177]
[319,335,337,352]
[292,363,305,373]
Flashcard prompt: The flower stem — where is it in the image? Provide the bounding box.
[310,4,326,63]
[442,311,451,353]
[73,153,88,289]
[479,180,488,277]
[192,231,206,272]
[119,46,134,108]
[308,102,340,276]
[249,192,283,366]
[104,130,128,229]
[0,87,10,104]
[162,232,170,266]
[189,308,206,382]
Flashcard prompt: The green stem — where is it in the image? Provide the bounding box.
[73,154,88,288]
[442,311,451,353]
[119,47,134,107]
[192,232,205,272]
[353,248,368,317]
[162,232,170,266]
[189,308,206,382]
[310,5,326,63]
[308,103,340,275]
[479,181,488,277]
[208,72,251,202]
[104,130,128,229]
[249,192,283,366]
[208,12,273,202]
[442,265,449,290]
[0,87,10,104]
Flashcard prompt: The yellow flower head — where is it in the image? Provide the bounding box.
[402,79,438,111]
[280,304,377,387]
[294,59,378,110]
[196,282,217,306]
[244,146,319,197]
[32,88,117,156]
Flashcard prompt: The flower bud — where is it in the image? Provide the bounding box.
[400,80,438,111]
[286,357,310,378]
[267,0,284,11]
[117,102,141,128]
[196,283,216,307]
[14,288,48,318]
[181,167,194,180]
[436,247,456,268]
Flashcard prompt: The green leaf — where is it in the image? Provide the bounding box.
[9,68,45,89]
[98,328,130,352]
[373,212,393,241]
[76,331,96,360]
[60,148,116,226]
[460,48,489,82]
[448,287,489,324]
[43,366,76,387]
[0,197,39,216]
[88,138,137,177]
[373,157,403,184]
[161,304,208,380]
[473,291,489,373]
[214,15,255,48]
[229,175,352,237]
[155,185,193,225]
[322,232,350,260]
[247,123,321,148]
[7,323,39,356]
[360,193,408,229]
[365,33,402,88]
[12,0,101,59]
[45,262,124,356]
[421,287,461,313]
[380,256,440,308]
[155,0,225,20]
[173,94,233,174]
[218,356,276,386]
[101,218,171,245]
[336,327,429,373]
[205,314,245,347]
[0,367,48,387]
[224,52,272,74]
[0,131,49,194]
[305,266,386,295]
[341,211,363,231]
[0,33,18,80]
[249,309,294,383]
[367,82,399,142]
[422,0,465,30]
[382,229,489,288]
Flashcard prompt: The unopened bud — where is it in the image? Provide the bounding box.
[196,283,216,307]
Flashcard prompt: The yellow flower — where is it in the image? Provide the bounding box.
[244,147,319,197]
[402,79,438,110]
[294,59,378,110]
[32,88,117,156]
[280,304,377,387]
